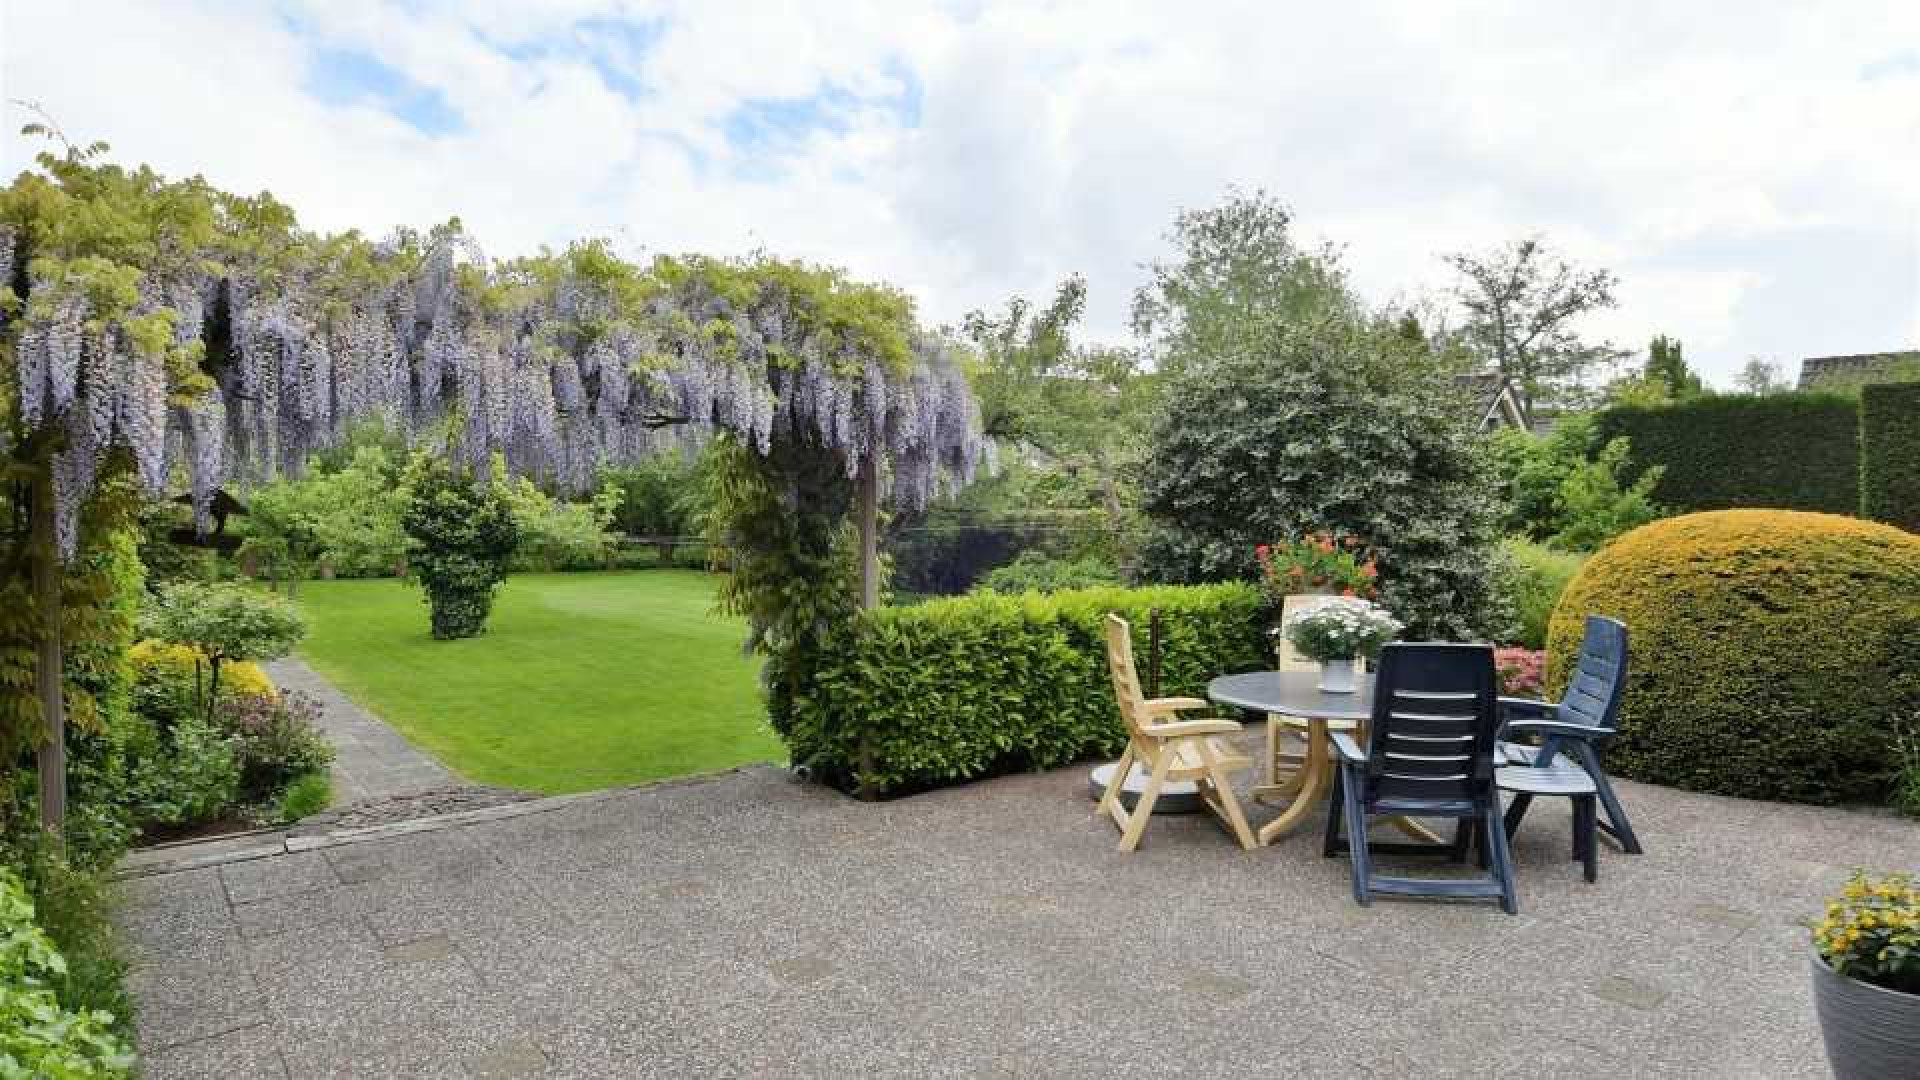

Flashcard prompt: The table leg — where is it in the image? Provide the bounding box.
[1257,718,1330,845]
[1252,714,1309,803]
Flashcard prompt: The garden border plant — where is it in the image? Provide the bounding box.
[782,582,1267,796]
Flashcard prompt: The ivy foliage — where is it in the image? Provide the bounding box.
[400,456,520,640]
[1140,319,1505,640]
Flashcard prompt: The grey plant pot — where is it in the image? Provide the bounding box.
[1812,951,1920,1080]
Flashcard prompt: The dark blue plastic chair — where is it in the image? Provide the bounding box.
[1322,643,1518,915]
[1497,615,1643,855]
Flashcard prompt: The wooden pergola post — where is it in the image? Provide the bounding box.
[855,453,879,799]
[30,465,67,834]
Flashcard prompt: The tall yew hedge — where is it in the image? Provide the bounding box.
[1597,395,1858,514]
[1860,382,1920,533]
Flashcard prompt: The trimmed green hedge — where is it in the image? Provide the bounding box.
[784,583,1268,795]
[1861,382,1920,533]
[1596,394,1859,514]
[1549,510,1920,805]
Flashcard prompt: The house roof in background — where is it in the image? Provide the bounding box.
[1452,371,1531,432]
[1797,350,1920,390]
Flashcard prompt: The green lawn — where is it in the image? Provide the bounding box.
[293,570,778,793]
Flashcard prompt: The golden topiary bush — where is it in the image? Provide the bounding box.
[1547,509,1920,805]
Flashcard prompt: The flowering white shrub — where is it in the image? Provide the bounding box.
[1282,596,1402,662]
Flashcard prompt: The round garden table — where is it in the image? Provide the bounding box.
[1206,671,1440,846]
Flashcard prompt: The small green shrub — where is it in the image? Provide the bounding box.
[976,552,1120,594]
[1497,539,1586,649]
[402,457,519,640]
[118,715,242,830]
[140,583,305,720]
[1860,381,1920,533]
[783,583,1268,794]
[1596,394,1859,514]
[276,771,332,823]
[1548,509,1920,804]
[0,868,135,1077]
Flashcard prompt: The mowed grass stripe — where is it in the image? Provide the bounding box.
[292,570,778,794]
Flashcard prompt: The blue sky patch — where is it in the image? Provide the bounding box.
[305,47,466,136]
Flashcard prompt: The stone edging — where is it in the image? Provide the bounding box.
[114,764,781,879]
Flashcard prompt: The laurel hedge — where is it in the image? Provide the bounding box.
[1860,382,1920,533]
[782,583,1268,795]
[1547,510,1920,804]
[1596,395,1860,515]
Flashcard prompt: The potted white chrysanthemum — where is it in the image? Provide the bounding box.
[1280,596,1401,692]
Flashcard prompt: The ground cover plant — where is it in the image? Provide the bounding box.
[294,570,775,792]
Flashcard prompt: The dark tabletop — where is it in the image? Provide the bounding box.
[1205,670,1375,722]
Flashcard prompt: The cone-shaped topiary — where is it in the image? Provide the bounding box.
[1547,509,1920,805]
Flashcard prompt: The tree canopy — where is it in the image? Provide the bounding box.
[1444,236,1626,404]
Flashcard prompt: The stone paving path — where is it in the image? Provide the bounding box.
[264,657,458,805]
[114,752,1920,1078]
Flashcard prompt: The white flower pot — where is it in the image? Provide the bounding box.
[1317,658,1357,693]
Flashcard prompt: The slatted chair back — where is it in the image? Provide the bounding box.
[1560,616,1629,733]
[1104,615,1150,740]
[1364,643,1500,806]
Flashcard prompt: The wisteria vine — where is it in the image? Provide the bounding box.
[2,196,984,558]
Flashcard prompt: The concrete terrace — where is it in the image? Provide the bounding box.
[114,758,1920,1078]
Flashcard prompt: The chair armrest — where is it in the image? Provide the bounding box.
[1328,732,1367,764]
[1140,697,1211,715]
[1502,719,1609,740]
[1498,696,1556,718]
[1140,718,1242,738]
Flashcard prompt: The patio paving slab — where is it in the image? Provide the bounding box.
[115,757,1918,1077]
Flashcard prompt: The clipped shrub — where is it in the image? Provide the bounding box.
[1860,381,1920,533]
[1596,394,1858,514]
[783,583,1268,794]
[0,869,135,1077]
[1548,510,1920,804]
[402,457,519,639]
[976,552,1120,595]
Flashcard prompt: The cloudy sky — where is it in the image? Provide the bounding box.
[4,1,1916,386]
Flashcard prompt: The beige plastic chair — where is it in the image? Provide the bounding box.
[1096,614,1257,852]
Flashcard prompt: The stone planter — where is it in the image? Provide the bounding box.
[1812,950,1920,1079]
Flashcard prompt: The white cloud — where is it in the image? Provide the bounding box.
[4,0,1917,386]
